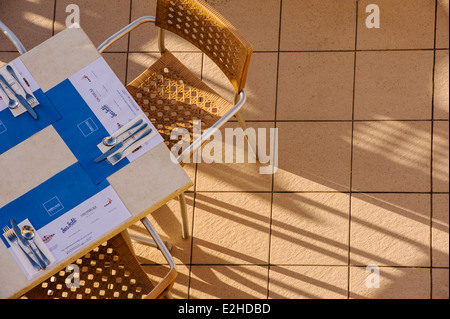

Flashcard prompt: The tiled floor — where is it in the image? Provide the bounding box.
[0,0,448,299]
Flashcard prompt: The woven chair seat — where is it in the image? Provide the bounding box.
[127,50,233,154]
[23,233,176,299]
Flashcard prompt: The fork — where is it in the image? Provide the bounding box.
[6,65,39,107]
[3,226,41,271]
[106,128,152,165]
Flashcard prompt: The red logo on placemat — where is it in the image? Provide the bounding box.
[42,233,55,244]
[104,197,113,207]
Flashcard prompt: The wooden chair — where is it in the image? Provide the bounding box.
[23,218,177,299]
[97,0,254,240]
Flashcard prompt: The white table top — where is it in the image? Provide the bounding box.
[0,28,192,299]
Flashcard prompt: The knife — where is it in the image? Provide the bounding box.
[94,122,148,163]
[10,219,46,269]
[0,74,38,120]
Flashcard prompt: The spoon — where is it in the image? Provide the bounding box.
[103,119,144,146]
[0,83,19,109]
[21,225,51,265]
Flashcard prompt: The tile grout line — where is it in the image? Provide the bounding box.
[70,48,450,54]
[265,0,284,299]
[174,263,449,269]
[347,0,359,299]
[2,49,449,54]
[429,0,439,300]
[188,190,450,194]
[185,50,206,300]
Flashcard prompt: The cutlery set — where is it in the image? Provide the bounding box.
[0,64,39,120]
[94,118,152,165]
[3,219,50,272]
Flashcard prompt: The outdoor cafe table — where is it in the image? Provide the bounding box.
[0,28,192,299]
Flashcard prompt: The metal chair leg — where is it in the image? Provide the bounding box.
[140,217,176,270]
[179,193,189,239]
[234,109,259,161]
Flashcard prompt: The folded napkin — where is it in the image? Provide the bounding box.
[0,61,39,117]
[0,58,61,155]
[96,115,157,165]
[2,219,55,280]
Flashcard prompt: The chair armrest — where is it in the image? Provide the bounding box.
[145,267,178,299]
[0,20,26,54]
[97,16,156,53]
[176,89,247,164]
[139,217,178,298]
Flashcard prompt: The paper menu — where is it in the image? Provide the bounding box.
[1,185,131,280]
[36,185,131,263]
[68,57,163,163]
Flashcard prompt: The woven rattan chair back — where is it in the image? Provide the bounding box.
[127,50,232,152]
[23,233,176,299]
[155,0,252,93]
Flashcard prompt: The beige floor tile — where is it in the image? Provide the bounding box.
[129,0,199,52]
[102,53,127,85]
[432,268,449,299]
[357,0,435,50]
[0,0,54,52]
[182,163,197,192]
[280,0,356,51]
[436,0,450,49]
[127,52,203,84]
[432,194,449,267]
[196,122,274,192]
[277,52,354,121]
[0,52,20,68]
[350,193,430,267]
[274,122,352,192]
[189,265,268,299]
[54,0,131,52]
[434,50,449,119]
[268,266,348,299]
[202,52,278,121]
[433,121,449,193]
[352,121,431,192]
[349,267,430,299]
[191,192,271,264]
[206,0,281,52]
[142,264,190,299]
[270,193,350,265]
[354,51,434,120]
[127,193,195,265]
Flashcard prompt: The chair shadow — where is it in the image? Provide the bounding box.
[127,41,448,298]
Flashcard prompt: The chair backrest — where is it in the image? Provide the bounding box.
[155,0,252,94]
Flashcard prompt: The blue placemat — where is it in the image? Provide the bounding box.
[0,89,61,155]
[0,163,110,248]
[46,79,130,185]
